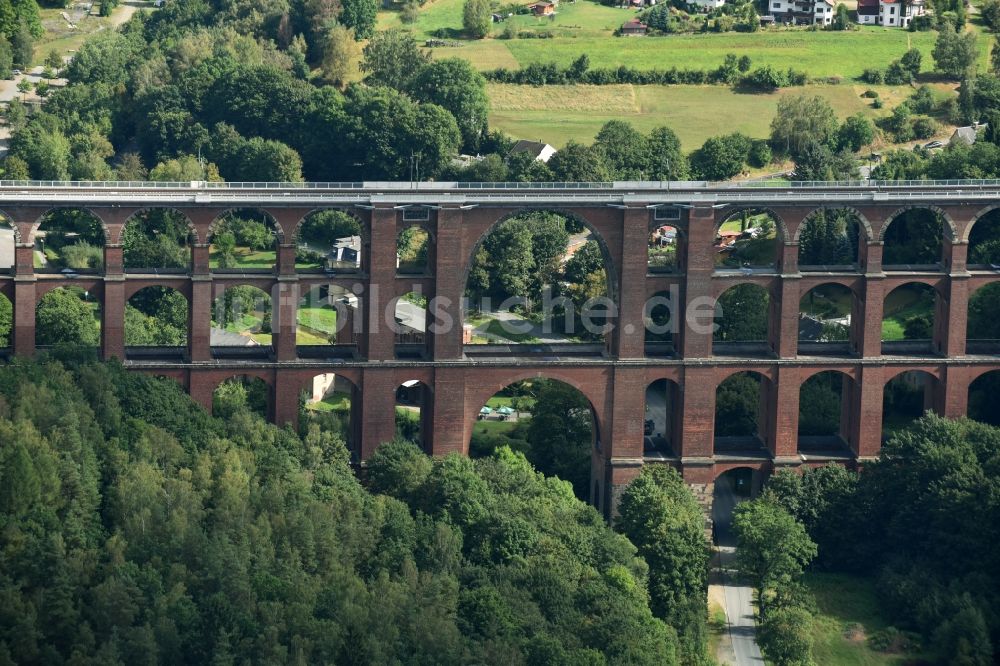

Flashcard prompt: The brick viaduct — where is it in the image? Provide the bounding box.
[3,181,1000,515]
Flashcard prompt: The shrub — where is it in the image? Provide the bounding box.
[861,68,885,84]
[912,116,939,140]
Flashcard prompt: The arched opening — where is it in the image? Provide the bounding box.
[715,371,771,455]
[470,377,596,499]
[0,217,15,275]
[394,291,427,359]
[396,226,429,275]
[644,378,679,458]
[967,283,1000,354]
[464,211,612,347]
[648,223,681,273]
[715,209,780,270]
[713,283,771,356]
[36,286,101,348]
[396,379,431,453]
[712,467,764,546]
[798,283,854,356]
[35,208,105,274]
[968,371,1000,426]
[295,210,364,273]
[0,292,12,350]
[882,209,947,269]
[882,370,938,439]
[296,284,360,358]
[798,371,854,457]
[213,375,269,420]
[798,208,863,269]
[300,372,358,458]
[210,285,271,355]
[122,209,193,272]
[125,286,188,357]
[209,209,279,271]
[967,209,1000,268]
[882,283,937,354]
[644,290,677,356]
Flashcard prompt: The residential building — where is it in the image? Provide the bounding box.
[856,0,925,27]
[950,123,986,146]
[768,0,834,25]
[509,139,557,163]
[528,1,556,15]
[621,18,648,34]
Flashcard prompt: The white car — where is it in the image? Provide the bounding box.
[11,69,20,76]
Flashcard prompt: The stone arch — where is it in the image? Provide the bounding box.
[712,465,767,545]
[714,369,774,453]
[648,217,684,273]
[28,207,111,244]
[212,373,272,420]
[0,209,22,245]
[35,285,102,347]
[125,285,189,348]
[464,369,608,446]
[879,205,956,243]
[798,369,856,454]
[965,204,1000,243]
[798,282,856,352]
[117,207,199,245]
[293,208,368,273]
[299,370,361,453]
[713,282,773,353]
[965,206,1000,265]
[882,369,941,437]
[966,282,1000,350]
[881,282,939,351]
[461,208,621,309]
[297,283,362,349]
[210,284,272,347]
[716,206,789,243]
[644,377,681,457]
[396,225,432,275]
[794,206,873,243]
[968,369,1000,426]
[207,208,285,243]
[396,378,433,453]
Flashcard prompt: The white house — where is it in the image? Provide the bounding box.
[508,140,557,163]
[856,0,925,27]
[689,0,726,8]
[768,0,834,25]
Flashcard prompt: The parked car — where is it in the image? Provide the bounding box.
[11,69,20,76]
[924,140,944,149]
[643,419,654,436]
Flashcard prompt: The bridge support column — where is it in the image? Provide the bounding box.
[359,367,398,461]
[366,208,398,361]
[680,207,717,359]
[771,366,800,460]
[851,365,883,459]
[13,278,35,356]
[431,368,466,455]
[599,367,647,516]
[859,276,884,358]
[102,278,125,361]
[775,276,800,359]
[678,366,715,460]
[432,208,466,360]
[273,369,300,430]
[273,278,298,361]
[940,365,970,419]
[189,277,212,362]
[189,372,214,413]
[941,274,968,357]
[614,208,649,359]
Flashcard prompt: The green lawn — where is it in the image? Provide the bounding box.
[298,306,338,334]
[881,286,934,341]
[472,418,524,436]
[306,390,352,412]
[209,247,277,269]
[805,572,929,665]
[485,394,536,410]
[484,318,541,343]
[488,81,952,149]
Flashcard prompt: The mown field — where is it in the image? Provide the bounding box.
[377,0,989,147]
[488,81,954,148]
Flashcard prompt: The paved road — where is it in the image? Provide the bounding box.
[713,475,765,666]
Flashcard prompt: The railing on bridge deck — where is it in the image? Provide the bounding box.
[797,341,853,357]
[463,343,606,359]
[125,346,187,361]
[880,339,935,356]
[296,345,359,360]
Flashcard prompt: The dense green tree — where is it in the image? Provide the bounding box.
[714,372,761,437]
[715,283,769,342]
[547,140,610,181]
[647,125,690,179]
[340,0,378,38]
[594,119,651,179]
[733,498,816,618]
[409,59,489,151]
[462,0,491,38]
[617,466,709,664]
[360,29,430,90]
[690,133,752,180]
[770,94,838,158]
[36,288,100,346]
[0,35,12,79]
[933,21,979,79]
[882,208,943,265]
[836,113,875,152]
[524,380,594,498]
